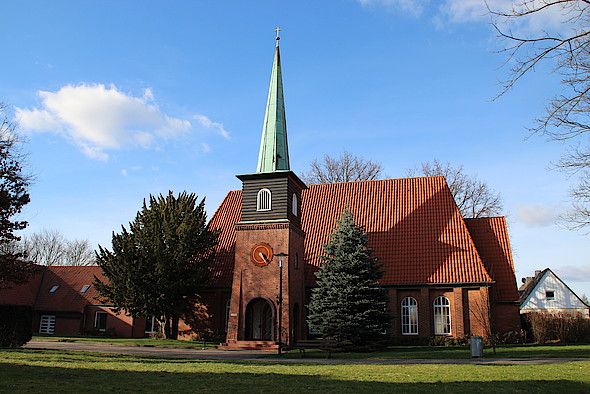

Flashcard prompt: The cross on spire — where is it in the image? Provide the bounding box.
[256,25,289,173]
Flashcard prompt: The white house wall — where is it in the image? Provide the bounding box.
[521,270,589,317]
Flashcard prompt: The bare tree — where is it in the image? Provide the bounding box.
[23,229,66,266]
[302,151,383,184]
[408,160,503,218]
[23,229,95,266]
[491,0,590,228]
[63,239,95,266]
[469,289,497,354]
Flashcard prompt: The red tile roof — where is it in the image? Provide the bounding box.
[0,266,44,306]
[209,176,494,287]
[465,217,520,302]
[0,265,108,312]
[34,266,107,313]
[208,190,241,287]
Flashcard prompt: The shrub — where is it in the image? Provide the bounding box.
[525,312,590,344]
[429,336,469,347]
[497,330,527,345]
[0,305,33,348]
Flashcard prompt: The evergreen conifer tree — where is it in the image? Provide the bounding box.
[307,210,390,347]
[95,191,217,339]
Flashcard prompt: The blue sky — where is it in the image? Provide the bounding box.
[1,1,589,297]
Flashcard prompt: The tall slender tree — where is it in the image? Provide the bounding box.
[307,210,390,347]
[0,103,34,287]
[94,191,218,339]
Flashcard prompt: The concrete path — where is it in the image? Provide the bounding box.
[24,340,588,365]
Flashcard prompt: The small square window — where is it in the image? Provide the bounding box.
[49,285,59,293]
[80,285,91,293]
[545,291,555,300]
[95,311,107,331]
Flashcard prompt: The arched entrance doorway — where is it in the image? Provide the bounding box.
[245,298,274,341]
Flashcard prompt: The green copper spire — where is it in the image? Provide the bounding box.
[256,27,290,173]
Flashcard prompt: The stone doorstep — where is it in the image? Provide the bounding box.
[220,340,279,351]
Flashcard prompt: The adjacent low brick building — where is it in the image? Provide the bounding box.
[0,265,150,337]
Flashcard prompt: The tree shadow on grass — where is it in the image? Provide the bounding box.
[1,361,589,393]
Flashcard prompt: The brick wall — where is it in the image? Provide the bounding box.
[226,222,305,346]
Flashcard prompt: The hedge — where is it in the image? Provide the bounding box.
[525,312,590,344]
[0,305,33,348]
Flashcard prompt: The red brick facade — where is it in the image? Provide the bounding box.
[226,222,305,347]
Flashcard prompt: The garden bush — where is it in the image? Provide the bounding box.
[525,312,590,344]
[0,305,33,348]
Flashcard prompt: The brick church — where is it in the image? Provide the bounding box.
[201,34,522,349]
[0,34,521,343]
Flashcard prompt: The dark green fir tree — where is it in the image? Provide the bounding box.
[95,191,218,339]
[307,210,390,347]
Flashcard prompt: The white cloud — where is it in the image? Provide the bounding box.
[358,0,574,33]
[15,84,192,160]
[516,203,559,227]
[200,142,212,153]
[358,0,425,16]
[440,0,571,32]
[120,165,142,177]
[194,114,231,140]
[556,265,590,283]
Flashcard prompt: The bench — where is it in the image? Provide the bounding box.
[292,339,341,358]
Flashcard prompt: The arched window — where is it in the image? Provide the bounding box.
[433,296,451,335]
[292,193,298,216]
[257,188,272,211]
[401,297,418,335]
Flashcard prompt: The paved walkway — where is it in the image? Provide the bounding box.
[25,340,587,365]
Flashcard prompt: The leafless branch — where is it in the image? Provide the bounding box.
[302,151,383,184]
[408,160,503,218]
[493,0,590,229]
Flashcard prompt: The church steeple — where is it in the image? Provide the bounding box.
[256,27,290,173]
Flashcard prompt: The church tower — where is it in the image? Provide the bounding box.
[225,30,307,349]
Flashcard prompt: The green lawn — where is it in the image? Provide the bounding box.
[279,343,590,360]
[0,349,588,393]
[32,335,217,349]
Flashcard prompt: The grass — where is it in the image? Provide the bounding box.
[0,349,588,393]
[32,336,590,360]
[278,343,590,360]
[32,335,217,349]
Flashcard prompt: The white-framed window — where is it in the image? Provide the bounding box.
[94,311,107,332]
[49,285,59,294]
[145,316,158,334]
[80,284,91,293]
[545,290,555,301]
[401,297,418,335]
[256,188,272,211]
[39,315,55,335]
[292,193,298,216]
[433,296,451,335]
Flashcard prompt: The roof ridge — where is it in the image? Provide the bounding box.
[305,175,446,188]
[464,216,507,222]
